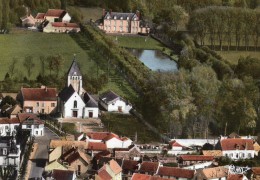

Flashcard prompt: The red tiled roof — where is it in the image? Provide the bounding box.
[17,113,44,125]
[94,150,111,160]
[102,133,121,142]
[51,22,79,28]
[87,132,118,140]
[252,167,260,175]
[170,141,185,147]
[52,169,74,179]
[109,159,122,174]
[35,13,45,19]
[9,118,20,124]
[88,142,107,151]
[45,9,66,17]
[228,174,244,180]
[21,87,57,101]
[150,177,172,180]
[0,118,11,124]
[131,173,151,180]
[221,139,254,151]
[179,155,214,161]
[139,162,159,174]
[157,167,194,179]
[122,160,139,171]
[97,167,112,180]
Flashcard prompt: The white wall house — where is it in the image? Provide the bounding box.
[62,13,71,23]
[99,90,132,113]
[44,9,71,23]
[18,113,44,136]
[83,93,99,118]
[105,136,133,149]
[220,138,255,160]
[0,118,20,136]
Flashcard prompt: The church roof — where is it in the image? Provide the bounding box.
[67,59,82,76]
[59,85,75,102]
[84,93,98,108]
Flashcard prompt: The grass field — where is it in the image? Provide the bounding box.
[101,113,160,143]
[0,31,95,80]
[217,51,260,64]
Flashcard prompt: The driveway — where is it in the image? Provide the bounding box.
[29,127,60,179]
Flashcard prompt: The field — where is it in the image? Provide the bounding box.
[0,30,137,101]
[217,51,260,64]
[101,113,161,143]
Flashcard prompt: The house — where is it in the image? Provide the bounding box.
[60,147,91,177]
[17,86,57,114]
[95,159,122,180]
[20,14,35,27]
[58,58,99,118]
[104,135,133,149]
[178,155,214,166]
[43,22,80,33]
[170,140,190,150]
[139,161,160,175]
[6,104,22,118]
[228,174,248,180]
[44,9,71,23]
[44,159,68,172]
[48,146,63,162]
[121,159,139,176]
[35,13,45,25]
[251,167,260,180]
[253,142,260,156]
[49,140,88,151]
[114,145,141,160]
[131,173,171,180]
[87,141,107,157]
[98,9,150,34]
[220,138,255,160]
[194,166,228,180]
[0,137,21,171]
[202,150,223,157]
[18,113,44,136]
[0,118,20,136]
[51,169,76,180]
[99,90,132,113]
[156,166,194,180]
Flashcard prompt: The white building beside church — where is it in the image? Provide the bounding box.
[58,58,99,118]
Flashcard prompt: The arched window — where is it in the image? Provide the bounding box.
[74,100,77,108]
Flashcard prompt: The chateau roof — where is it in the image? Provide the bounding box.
[104,11,138,21]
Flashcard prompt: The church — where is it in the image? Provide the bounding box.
[58,58,99,118]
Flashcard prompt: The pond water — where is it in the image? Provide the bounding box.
[128,49,178,72]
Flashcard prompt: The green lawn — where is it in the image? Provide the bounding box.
[0,31,96,80]
[101,113,161,143]
[217,51,260,64]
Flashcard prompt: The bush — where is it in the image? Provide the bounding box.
[62,123,77,135]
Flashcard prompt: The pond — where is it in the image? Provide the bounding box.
[128,49,178,72]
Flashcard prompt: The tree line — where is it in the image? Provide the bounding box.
[188,6,260,51]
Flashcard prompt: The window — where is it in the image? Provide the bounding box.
[42,102,44,107]
[51,103,55,107]
[5,126,8,130]
[248,153,252,158]
[74,100,77,108]
[41,109,45,114]
[27,125,31,128]
[35,131,38,135]
[3,149,7,155]
[36,102,39,107]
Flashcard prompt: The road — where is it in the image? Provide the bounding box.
[29,127,60,180]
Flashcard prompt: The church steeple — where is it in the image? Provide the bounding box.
[67,55,83,95]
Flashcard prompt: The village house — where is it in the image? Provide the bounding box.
[251,167,260,180]
[98,9,150,34]
[138,161,160,175]
[17,86,57,114]
[99,90,132,113]
[178,155,214,166]
[58,58,99,118]
[114,145,141,160]
[34,13,45,25]
[95,159,122,180]
[121,159,139,177]
[0,117,20,136]
[220,138,255,160]
[20,14,35,27]
[0,136,21,171]
[131,173,171,180]
[18,113,45,136]
[45,169,77,180]
[194,166,228,180]
[5,104,22,119]
[156,166,195,180]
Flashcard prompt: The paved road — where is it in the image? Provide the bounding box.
[29,127,60,179]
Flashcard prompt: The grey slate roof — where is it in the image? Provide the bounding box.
[59,85,75,102]
[104,12,137,21]
[67,59,82,76]
[84,93,98,108]
[99,90,120,104]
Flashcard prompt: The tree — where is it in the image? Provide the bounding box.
[0,96,16,107]
[39,55,46,76]
[23,55,35,78]
[8,57,17,78]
